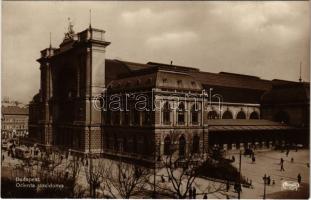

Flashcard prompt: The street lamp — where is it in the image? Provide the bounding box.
[209,88,213,106]
[212,94,223,118]
[152,140,161,198]
[262,174,267,199]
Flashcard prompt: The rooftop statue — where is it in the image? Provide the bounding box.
[64,17,75,40]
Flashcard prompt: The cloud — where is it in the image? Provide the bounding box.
[1,1,309,103]
[122,8,154,23]
[145,31,198,48]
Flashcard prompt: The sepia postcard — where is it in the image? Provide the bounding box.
[1,1,310,199]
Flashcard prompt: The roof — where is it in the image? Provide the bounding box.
[192,71,272,91]
[261,82,310,104]
[2,106,29,115]
[106,59,274,92]
[107,68,203,92]
[104,59,308,105]
[156,71,202,91]
[207,119,296,131]
[107,72,157,91]
[147,62,200,72]
[122,61,153,71]
[107,59,152,72]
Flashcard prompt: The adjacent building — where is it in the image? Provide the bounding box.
[1,103,29,139]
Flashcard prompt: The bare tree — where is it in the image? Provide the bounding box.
[102,159,151,198]
[192,179,227,198]
[15,148,83,198]
[160,152,201,198]
[65,155,82,197]
[156,132,227,199]
[84,157,104,198]
[38,149,64,178]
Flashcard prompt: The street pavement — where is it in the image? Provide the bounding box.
[227,149,309,199]
[1,148,309,199]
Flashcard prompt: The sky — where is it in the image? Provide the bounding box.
[2,1,310,104]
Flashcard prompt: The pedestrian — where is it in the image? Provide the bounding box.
[267,176,271,185]
[226,180,230,192]
[234,182,238,192]
[234,182,242,193]
[232,155,235,162]
[291,157,294,163]
[161,175,165,183]
[297,174,301,184]
[65,171,69,179]
[203,193,208,199]
[189,187,193,199]
[281,163,285,171]
[193,186,197,199]
[280,158,284,165]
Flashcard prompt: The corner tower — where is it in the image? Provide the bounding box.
[33,23,110,154]
[76,26,111,154]
[36,45,56,146]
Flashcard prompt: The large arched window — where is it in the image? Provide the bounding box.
[114,135,118,151]
[250,111,259,119]
[123,111,129,125]
[177,102,186,125]
[192,135,200,154]
[222,110,233,119]
[274,111,290,124]
[106,132,112,149]
[144,136,150,154]
[133,110,140,125]
[163,102,171,125]
[132,135,138,153]
[128,138,133,152]
[106,110,111,125]
[207,111,219,119]
[179,135,186,157]
[236,111,246,119]
[123,137,128,152]
[191,104,199,124]
[164,136,171,155]
[142,111,151,125]
[113,111,120,124]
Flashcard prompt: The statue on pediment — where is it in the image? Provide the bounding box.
[64,17,75,40]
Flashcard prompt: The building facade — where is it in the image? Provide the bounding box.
[1,104,29,139]
[28,26,309,164]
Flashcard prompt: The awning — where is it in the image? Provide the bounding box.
[208,125,295,131]
[207,119,297,132]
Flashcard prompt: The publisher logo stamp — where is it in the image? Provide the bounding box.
[281,181,300,191]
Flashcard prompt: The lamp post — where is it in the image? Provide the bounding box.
[262,174,267,199]
[209,88,213,107]
[201,89,208,157]
[152,140,160,198]
[238,150,242,199]
[212,94,223,118]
